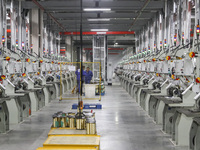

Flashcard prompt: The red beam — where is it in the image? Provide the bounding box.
[83,48,92,50]
[60,31,135,35]
[108,53,119,55]
[60,49,66,52]
[108,48,124,50]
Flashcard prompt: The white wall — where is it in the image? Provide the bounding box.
[108,53,124,82]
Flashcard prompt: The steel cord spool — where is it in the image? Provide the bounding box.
[86,118,96,135]
[52,114,59,128]
[68,115,75,128]
[76,116,86,130]
[57,115,62,127]
[60,113,67,128]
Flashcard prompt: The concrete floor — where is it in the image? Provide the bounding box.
[0,85,188,150]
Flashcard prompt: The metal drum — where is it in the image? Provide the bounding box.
[68,115,75,128]
[86,118,96,135]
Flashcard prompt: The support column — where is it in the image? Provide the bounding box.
[49,31,53,55]
[43,26,48,56]
[18,0,22,49]
[57,35,60,57]
[66,36,72,61]
[10,0,17,50]
[39,9,44,57]
[53,33,56,56]
[30,9,39,55]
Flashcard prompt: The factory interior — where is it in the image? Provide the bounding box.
[0,0,200,150]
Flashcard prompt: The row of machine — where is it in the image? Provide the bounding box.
[0,47,76,133]
[117,29,200,149]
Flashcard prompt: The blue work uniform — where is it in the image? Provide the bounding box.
[85,70,93,84]
[75,69,86,93]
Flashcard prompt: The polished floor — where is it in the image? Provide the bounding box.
[0,84,187,150]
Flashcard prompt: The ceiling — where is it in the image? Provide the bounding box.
[22,0,165,49]
[22,0,165,32]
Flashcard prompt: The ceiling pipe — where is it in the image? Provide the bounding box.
[32,0,65,31]
[128,0,150,31]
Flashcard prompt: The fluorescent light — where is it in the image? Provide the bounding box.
[84,8,111,11]
[91,29,108,31]
[88,18,110,21]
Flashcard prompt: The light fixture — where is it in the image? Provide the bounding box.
[88,18,110,21]
[91,29,108,31]
[84,8,111,11]
[115,43,118,45]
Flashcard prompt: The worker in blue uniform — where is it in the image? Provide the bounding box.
[85,67,93,84]
[75,66,86,93]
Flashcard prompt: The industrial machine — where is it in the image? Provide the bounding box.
[116,23,200,149]
[0,45,70,133]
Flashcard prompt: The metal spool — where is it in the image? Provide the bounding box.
[76,117,86,130]
[52,114,59,128]
[66,115,69,127]
[68,115,75,128]
[57,115,62,127]
[61,116,67,128]
[86,118,96,135]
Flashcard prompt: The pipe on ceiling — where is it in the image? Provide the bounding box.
[128,0,150,31]
[32,0,65,31]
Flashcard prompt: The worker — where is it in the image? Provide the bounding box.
[75,66,86,93]
[85,67,93,84]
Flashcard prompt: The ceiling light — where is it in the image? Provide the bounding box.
[84,8,111,11]
[115,43,118,45]
[88,18,110,21]
[91,29,108,31]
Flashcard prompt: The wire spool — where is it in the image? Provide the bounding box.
[86,118,96,135]
[52,114,59,128]
[66,115,69,127]
[68,112,76,126]
[61,116,67,128]
[76,116,86,130]
[57,115,62,127]
[76,118,85,130]
[61,112,67,127]
[68,115,75,128]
